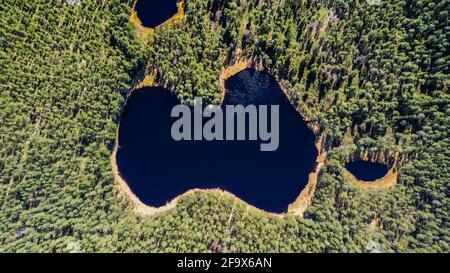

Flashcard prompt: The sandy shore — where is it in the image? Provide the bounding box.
[346,166,398,190]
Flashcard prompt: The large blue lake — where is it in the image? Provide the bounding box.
[116,69,318,213]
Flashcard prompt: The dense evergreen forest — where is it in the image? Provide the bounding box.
[0,0,449,252]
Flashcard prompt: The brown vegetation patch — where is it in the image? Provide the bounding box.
[345,150,400,190]
[350,166,398,190]
[135,74,157,89]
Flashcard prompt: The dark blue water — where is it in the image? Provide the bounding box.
[134,0,178,28]
[345,161,388,181]
[116,69,318,213]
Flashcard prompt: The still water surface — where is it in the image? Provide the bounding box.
[116,69,318,213]
[134,0,178,28]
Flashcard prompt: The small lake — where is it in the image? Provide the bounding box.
[345,160,389,181]
[134,0,178,28]
[116,69,318,213]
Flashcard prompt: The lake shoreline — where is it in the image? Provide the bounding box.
[130,0,184,37]
[111,48,326,217]
[345,152,399,189]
